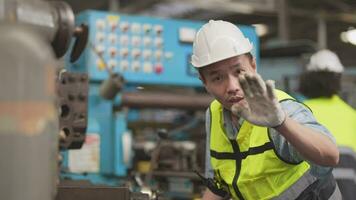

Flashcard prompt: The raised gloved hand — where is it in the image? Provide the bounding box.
[231,73,286,128]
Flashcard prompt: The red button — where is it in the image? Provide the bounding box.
[155,64,163,74]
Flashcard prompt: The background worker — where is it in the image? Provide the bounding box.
[299,49,356,200]
[299,49,356,152]
[191,20,341,200]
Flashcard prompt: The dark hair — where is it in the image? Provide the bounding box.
[299,70,341,98]
[244,52,253,61]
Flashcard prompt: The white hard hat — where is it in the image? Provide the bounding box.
[306,49,344,73]
[191,20,253,68]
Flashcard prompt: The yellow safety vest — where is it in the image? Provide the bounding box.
[304,95,356,152]
[210,90,311,200]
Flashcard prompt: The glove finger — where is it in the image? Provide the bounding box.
[238,74,254,98]
[266,80,277,100]
[245,73,259,96]
[253,74,267,95]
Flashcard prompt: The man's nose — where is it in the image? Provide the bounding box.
[227,75,240,94]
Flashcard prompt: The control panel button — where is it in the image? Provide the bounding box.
[143,50,152,60]
[131,49,141,59]
[120,60,129,71]
[132,61,141,72]
[154,25,163,35]
[109,21,118,31]
[154,63,163,74]
[143,62,153,73]
[143,37,152,47]
[96,19,106,31]
[143,24,152,34]
[95,45,105,56]
[120,48,129,58]
[155,38,163,48]
[131,23,141,34]
[178,27,196,43]
[155,50,163,60]
[108,60,117,69]
[108,34,117,44]
[120,35,129,46]
[131,36,141,47]
[96,59,106,71]
[120,22,130,33]
[96,32,105,43]
[109,47,117,57]
[165,52,173,59]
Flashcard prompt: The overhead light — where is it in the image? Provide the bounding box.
[340,28,356,45]
[253,24,269,37]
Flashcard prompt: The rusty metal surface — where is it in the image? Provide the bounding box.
[120,92,213,110]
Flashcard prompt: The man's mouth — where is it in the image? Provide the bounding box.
[228,96,244,104]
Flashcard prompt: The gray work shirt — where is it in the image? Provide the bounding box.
[205,99,336,179]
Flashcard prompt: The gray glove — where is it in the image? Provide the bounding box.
[231,73,286,128]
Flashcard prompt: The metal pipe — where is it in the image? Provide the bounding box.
[119,92,213,110]
[0,24,58,200]
[108,0,120,12]
[317,13,327,49]
[278,0,290,43]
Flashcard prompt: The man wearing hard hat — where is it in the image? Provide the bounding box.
[299,49,356,153]
[192,20,341,200]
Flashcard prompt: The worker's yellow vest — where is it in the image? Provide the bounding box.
[304,95,356,152]
[210,90,310,200]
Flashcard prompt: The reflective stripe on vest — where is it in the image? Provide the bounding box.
[210,89,311,200]
[328,184,342,200]
[272,170,316,200]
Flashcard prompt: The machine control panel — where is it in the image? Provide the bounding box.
[70,10,259,87]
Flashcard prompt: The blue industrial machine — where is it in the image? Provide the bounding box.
[62,10,259,189]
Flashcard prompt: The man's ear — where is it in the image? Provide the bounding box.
[198,71,206,85]
[198,72,211,93]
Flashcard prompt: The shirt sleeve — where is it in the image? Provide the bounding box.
[205,108,215,179]
[268,99,335,178]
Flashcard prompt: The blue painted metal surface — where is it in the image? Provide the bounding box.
[68,10,259,86]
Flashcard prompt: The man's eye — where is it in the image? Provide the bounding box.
[213,77,220,81]
[212,76,221,82]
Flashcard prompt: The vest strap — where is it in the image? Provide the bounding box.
[211,141,274,160]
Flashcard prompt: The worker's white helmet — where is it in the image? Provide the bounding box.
[191,20,253,68]
[306,49,344,73]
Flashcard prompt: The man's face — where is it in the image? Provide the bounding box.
[200,54,257,110]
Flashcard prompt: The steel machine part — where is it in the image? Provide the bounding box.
[120,92,212,110]
[0,0,88,62]
[0,0,88,199]
[0,24,58,200]
[57,71,89,150]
